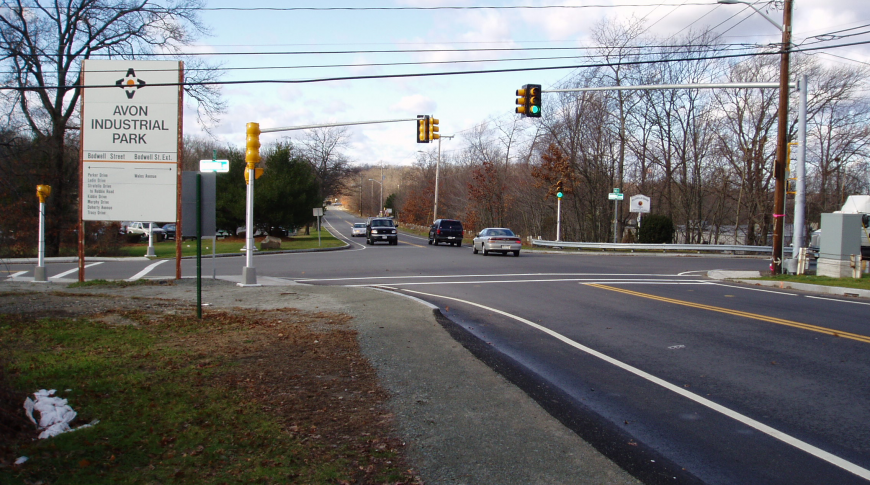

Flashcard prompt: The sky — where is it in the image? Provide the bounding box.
[180,0,870,167]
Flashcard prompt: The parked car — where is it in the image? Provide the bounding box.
[352,222,367,237]
[366,217,397,245]
[216,229,231,239]
[125,222,165,241]
[428,219,464,246]
[472,228,522,257]
[162,223,176,240]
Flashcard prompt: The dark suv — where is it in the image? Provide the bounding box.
[429,219,464,246]
[366,218,398,245]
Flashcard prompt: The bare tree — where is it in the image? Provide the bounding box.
[299,126,355,201]
[0,0,222,255]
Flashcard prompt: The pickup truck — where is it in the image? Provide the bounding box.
[124,222,166,241]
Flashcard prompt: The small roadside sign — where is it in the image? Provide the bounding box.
[200,159,229,173]
[630,194,651,213]
[608,193,624,201]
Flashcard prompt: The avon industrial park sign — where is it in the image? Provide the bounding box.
[80,60,182,222]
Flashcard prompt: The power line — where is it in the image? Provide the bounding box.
[9,40,866,92]
[7,44,763,76]
[178,3,719,12]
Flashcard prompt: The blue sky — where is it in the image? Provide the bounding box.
[182,0,870,167]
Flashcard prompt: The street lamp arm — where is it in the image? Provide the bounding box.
[717,0,784,32]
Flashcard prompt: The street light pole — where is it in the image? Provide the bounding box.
[434,135,454,222]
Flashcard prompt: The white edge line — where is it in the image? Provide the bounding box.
[397,287,870,481]
[369,286,439,310]
[706,283,799,296]
[127,260,168,281]
[7,270,28,279]
[297,272,692,282]
[343,278,708,288]
[806,295,870,306]
[51,262,103,279]
[322,216,366,250]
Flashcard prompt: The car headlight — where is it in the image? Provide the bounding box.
[391,230,396,234]
[372,230,379,234]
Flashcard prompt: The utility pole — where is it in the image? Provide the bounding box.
[434,135,454,222]
[771,0,793,274]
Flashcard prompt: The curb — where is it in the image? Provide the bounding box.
[728,279,870,299]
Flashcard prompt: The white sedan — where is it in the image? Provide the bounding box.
[351,222,367,237]
[472,228,522,257]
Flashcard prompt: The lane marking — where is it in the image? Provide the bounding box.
[706,282,798,296]
[806,295,870,306]
[51,262,103,279]
[391,286,870,481]
[343,278,709,287]
[322,217,366,250]
[127,260,168,281]
[587,284,870,345]
[298,272,692,282]
[7,271,27,279]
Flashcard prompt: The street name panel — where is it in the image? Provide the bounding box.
[80,60,181,222]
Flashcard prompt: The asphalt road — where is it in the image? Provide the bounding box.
[5,207,870,484]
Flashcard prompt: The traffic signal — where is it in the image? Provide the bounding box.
[429,117,440,141]
[36,185,51,203]
[417,115,429,143]
[556,180,563,198]
[245,122,262,184]
[516,84,542,118]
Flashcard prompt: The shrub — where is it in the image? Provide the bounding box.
[637,214,674,244]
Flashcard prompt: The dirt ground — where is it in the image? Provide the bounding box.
[0,283,421,483]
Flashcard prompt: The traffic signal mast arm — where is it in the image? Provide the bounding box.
[260,117,421,133]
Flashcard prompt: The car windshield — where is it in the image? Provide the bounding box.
[487,229,514,237]
[372,220,393,227]
[441,220,462,229]
[354,223,366,228]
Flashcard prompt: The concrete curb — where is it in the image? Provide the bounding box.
[707,270,870,299]
[728,279,870,299]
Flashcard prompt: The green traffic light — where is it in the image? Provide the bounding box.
[557,192,563,198]
[531,105,540,114]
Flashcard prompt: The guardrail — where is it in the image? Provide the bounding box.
[531,239,794,255]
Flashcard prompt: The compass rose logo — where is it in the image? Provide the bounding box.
[115,68,146,99]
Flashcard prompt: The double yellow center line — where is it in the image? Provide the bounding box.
[587,284,870,345]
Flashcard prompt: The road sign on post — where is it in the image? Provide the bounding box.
[199,159,229,172]
[313,207,324,247]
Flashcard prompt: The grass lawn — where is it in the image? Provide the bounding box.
[0,299,416,484]
[755,274,870,291]
[117,231,343,258]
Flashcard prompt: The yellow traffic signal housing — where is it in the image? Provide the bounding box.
[245,122,261,170]
[516,87,529,115]
[36,185,51,203]
[429,117,440,141]
[244,168,264,184]
[516,84,542,118]
[417,115,429,143]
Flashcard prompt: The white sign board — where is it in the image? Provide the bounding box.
[313,208,324,217]
[81,60,181,221]
[608,193,624,201]
[200,159,230,173]
[630,194,651,213]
